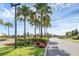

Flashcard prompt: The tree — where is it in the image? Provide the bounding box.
[17,5,31,40]
[34,3,52,38]
[65,29,78,37]
[72,30,75,36]
[43,15,51,36]
[29,12,37,37]
[29,11,41,37]
[75,29,78,35]
[0,19,4,32]
[0,18,4,25]
[66,32,68,37]
[5,22,13,37]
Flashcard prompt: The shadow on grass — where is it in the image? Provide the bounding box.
[0,46,45,56]
[27,47,45,56]
[0,46,14,56]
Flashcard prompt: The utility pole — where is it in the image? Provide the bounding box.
[11,3,21,48]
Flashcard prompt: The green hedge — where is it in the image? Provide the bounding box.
[17,38,48,42]
[0,38,7,41]
[17,38,48,46]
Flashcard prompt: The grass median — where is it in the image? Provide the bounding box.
[0,46,45,56]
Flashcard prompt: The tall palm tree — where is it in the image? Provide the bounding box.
[43,15,51,36]
[34,3,52,38]
[29,12,36,37]
[5,22,13,37]
[29,11,41,37]
[17,5,31,40]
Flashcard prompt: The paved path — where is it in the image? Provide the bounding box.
[0,38,14,46]
[45,38,79,56]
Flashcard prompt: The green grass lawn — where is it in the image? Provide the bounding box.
[64,36,79,43]
[66,39,79,43]
[0,46,45,56]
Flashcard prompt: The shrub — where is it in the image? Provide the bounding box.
[33,44,38,47]
[18,37,48,41]
[39,42,46,48]
[0,38,7,41]
[17,38,48,47]
[72,36,79,40]
[17,41,25,46]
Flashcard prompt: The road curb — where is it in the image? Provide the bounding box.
[44,39,49,56]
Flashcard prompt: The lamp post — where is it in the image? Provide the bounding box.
[11,3,21,48]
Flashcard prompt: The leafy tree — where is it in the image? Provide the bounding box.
[75,29,78,35]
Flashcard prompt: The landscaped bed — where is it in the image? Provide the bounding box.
[0,46,45,56]
[3,38,48,48]
[17,38,48,48]
[0,38,48,56]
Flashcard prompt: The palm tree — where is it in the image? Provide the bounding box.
[29,12,36,37]
[34,3,52,38]
[0,19,4,38]
[29,11,41,37]
[43,15,51,36]
[5,22,13,37]
[0,19,4,25]
[17,5,31,40]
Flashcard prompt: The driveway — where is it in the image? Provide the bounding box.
[45,38,79,56]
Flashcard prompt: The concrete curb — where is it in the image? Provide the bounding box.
[44,39,49,56]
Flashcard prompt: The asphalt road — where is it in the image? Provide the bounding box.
[45,38,79,56]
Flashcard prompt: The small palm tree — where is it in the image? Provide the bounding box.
[0,18,4,25]
[0,18,4,38]
[5,22,13,37]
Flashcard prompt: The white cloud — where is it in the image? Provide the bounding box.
[49,14,79,35]
[3,8,14,18]
[51,3,76,11]
[0,8,14,19]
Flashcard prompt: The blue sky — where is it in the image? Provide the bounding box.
[0,3,79,35]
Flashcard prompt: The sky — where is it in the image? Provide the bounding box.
[0,3,79,35]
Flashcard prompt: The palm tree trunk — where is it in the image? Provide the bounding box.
[8,27,9,38]
[44,26,46,37]
[46,27,47,35]
[39,26,40,36]
[34,24,36,37]
[40,13,43,38]
[44,21,46,37]
[24,17,26,40]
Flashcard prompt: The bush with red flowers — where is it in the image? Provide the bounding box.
[17,38,48,47]
[38,42,46,48]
